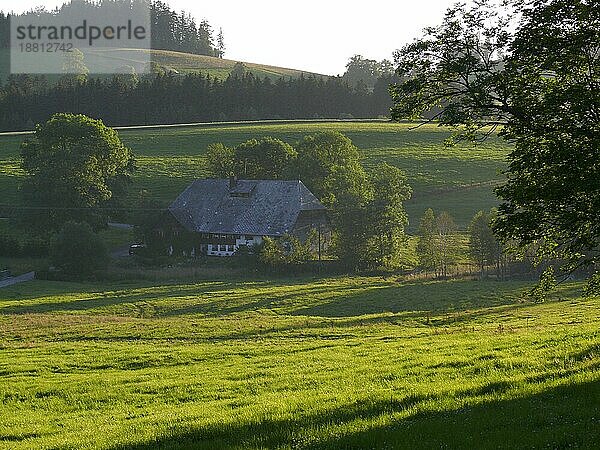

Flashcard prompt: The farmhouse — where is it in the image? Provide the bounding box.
[155,178,329,257]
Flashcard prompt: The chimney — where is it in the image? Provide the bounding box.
[229,175,237,190]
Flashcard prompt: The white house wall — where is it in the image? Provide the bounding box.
[206,235,264,257]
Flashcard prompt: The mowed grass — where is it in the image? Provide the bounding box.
[0,121,508,228]
[0,49,326,83]
[147,49,328,80]
[0,276,598,449]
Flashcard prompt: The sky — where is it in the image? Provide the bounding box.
[6,0,459,75]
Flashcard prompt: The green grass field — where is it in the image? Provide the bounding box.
[0,276,598,448]
[0,121,598,448]
[147,49,328,80]
[0,49,326,84]
[0,121,508,229]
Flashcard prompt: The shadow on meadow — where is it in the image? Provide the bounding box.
[0,278,539,322]
[287,280,532,318]
[110,279,533,320]
[0,278,363,316]
[160,282,389,318]
[0,279,281,315]
[111,380,600,450]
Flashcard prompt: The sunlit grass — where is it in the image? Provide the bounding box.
[0,49,321,83]
[0,277,598,448]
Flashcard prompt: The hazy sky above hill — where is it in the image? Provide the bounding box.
[11,0,459,75]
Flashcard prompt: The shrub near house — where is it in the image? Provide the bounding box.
[50,222,108,277]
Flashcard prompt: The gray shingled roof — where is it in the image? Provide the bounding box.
[168,179,326,236]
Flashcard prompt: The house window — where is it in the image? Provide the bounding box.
[227,245,234,252]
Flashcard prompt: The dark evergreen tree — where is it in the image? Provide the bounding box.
[217,28,226,58]
[1,1,219,57]
[0,70,392,130]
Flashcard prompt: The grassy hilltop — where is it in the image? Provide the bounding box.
[0,277,599,448]
[146,49,328,79]
[0,121,508,229]
[0,48,327,84]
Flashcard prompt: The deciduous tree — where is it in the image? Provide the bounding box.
[206,143,235,178]
[436,211,458,278]
[416,208,438,273]
[391,0,600,285]
[294,131,364,200]
[366,163,412,269]
[468,210,501,278]
[234,137,297,179]
[20,113,135,231]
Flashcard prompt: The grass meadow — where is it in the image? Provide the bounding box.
[0,49,325,84]
[0,121,508,229]
[0,276,599,448]
[0,121,598,448]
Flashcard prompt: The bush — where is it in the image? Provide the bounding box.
[0,235,21,257]
[21,237,49,258]
[257,235,313,271]
[50,222,108,276]
[0,234,49,258]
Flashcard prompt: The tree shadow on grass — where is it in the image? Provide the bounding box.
[1,278,395,318]
[158,279,535,320]
[0,278,538,339]
[0,433,41,443]
[289,280,531,318]
[0,278,331,316]
[160,283,387,318]
[111,380,600,450]
[0,278,570,323]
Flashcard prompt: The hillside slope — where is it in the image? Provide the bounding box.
[0,122,507,229]
[148,49,329,79]
[0,48,329,82]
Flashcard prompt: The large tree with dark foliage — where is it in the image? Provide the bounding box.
[294,131,365,200]
[20,113,135,231]
[391,0,600,285]
[296,135,411,271]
